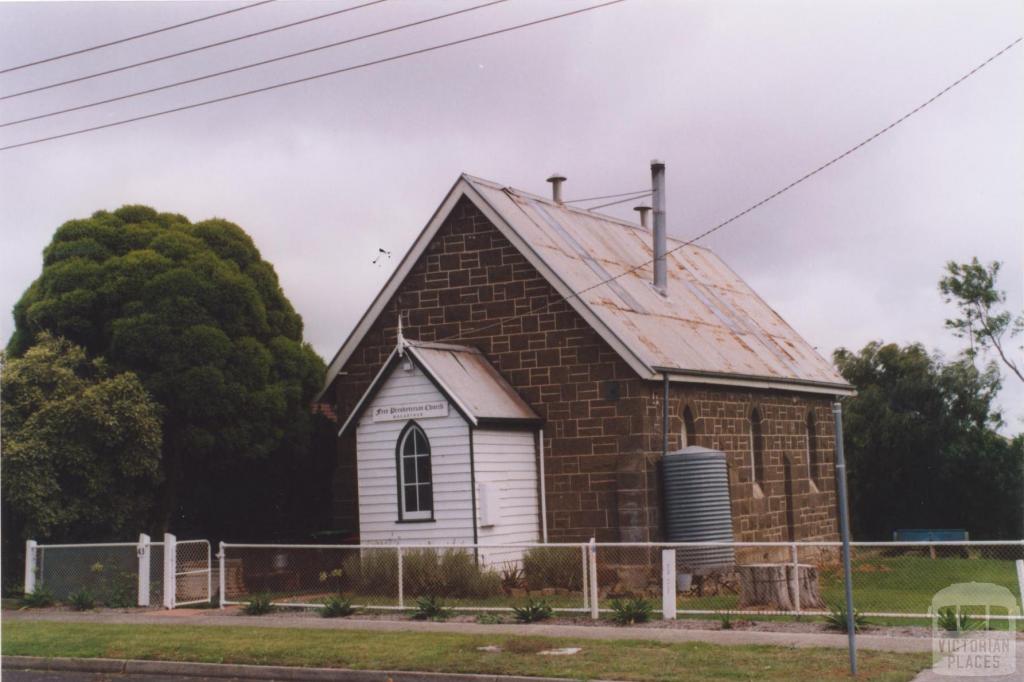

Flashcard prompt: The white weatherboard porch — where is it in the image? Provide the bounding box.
[340,338,542,566]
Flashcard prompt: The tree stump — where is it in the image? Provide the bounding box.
[738,563,824,610]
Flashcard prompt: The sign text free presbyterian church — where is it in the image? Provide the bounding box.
[372,400,449,423]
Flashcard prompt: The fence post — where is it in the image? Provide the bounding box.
[218,542,226,609]
[162,533,176,609]
[588,538,599,620]
[580,544,589,612]
[397,546,404,609]
[790,543,801,615]
[662,549,677,620]
[1016,559,1024,612]
[24,540,37,594]
[137,534,151,607]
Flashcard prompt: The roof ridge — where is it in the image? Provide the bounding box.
[461,173,713,254]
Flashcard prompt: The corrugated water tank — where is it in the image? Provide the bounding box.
[662,446,735,573]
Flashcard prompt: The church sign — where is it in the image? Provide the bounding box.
[372,400,449,423]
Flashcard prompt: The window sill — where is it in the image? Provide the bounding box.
[396,518,435,524]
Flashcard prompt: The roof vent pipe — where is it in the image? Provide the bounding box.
[546,173,566,204]
[651,160,667,295]
[634,205,651,228]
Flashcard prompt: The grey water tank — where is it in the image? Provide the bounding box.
[662,446,735,572]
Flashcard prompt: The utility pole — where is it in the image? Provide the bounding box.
[833,400,857,676]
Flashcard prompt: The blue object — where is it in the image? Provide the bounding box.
[892,529,969,542]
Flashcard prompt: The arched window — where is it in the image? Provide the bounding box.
[397,422,433,520]
[806,412,820,488]
[682,406,697,448]
[750,408,765,486]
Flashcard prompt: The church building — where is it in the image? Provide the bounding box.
[318,164,854,549]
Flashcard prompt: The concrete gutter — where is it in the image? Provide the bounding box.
[2,656,609,682]
[4,609,935,653]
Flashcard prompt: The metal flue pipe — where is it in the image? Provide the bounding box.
[634,205,651,228]
[547,173,566,204]
[651,160,667,295]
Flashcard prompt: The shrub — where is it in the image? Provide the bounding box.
[20,588,55,608]
[512,598,553,623]
[522,547,582,591]
[68,589,95,611]
[341,550,398,597]
[936,607,979,633]
[824,602,868,632]
[500,563,525,592]
[412,595,451,621]
[101,570,137,608]
[476,612,504,624]
[242,593,274,615]
[402,548,502,599]
[720,612,733,630]
[321,595,357,618]
[609,597,653,625]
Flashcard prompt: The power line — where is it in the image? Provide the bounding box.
[1,0,390,100]
[0,0,277,74]
[1,0,510,128]
[585,191,652,210]
[0,0,627,152]
[433,35,1024,345]
[564,189,649,204]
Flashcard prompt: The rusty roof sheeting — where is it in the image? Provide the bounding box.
[464,175,849,389]
[407,341,539,423]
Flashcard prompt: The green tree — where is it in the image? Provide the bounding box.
[939,258,1023,382]
[834,342,1022,539]
[1,334,162,584]
[7,206,326,538]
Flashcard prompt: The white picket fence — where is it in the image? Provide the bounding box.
[25,534,211,609]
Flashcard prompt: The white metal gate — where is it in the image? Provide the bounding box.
[164,535,212,608]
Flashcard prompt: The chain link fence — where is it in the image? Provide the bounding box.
[26,536,213,608]
[26,538,1023,620]
[220,540,1023,620]
[220,543,592,612]
[34,542,141,606]
[174,540,212,607]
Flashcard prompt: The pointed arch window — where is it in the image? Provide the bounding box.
[750,408,765,485]
[397,422,433,520]
[806,412,820,490]
[682,406,697,448]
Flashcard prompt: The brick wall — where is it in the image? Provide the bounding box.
[326,196,838,543]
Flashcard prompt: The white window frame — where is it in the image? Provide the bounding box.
[398,423,433,521]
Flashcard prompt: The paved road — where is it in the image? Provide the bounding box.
[5,673,253,682]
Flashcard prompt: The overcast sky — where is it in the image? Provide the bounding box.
[1,0,1021,429]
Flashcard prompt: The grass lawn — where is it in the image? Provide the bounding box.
[3,620,929,681]
[679,553,1021,618]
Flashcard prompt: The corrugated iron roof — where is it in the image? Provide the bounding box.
[463,175,850,390]
[321,173,853,399]
[337,339,539,436]
[407,340,539,423]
